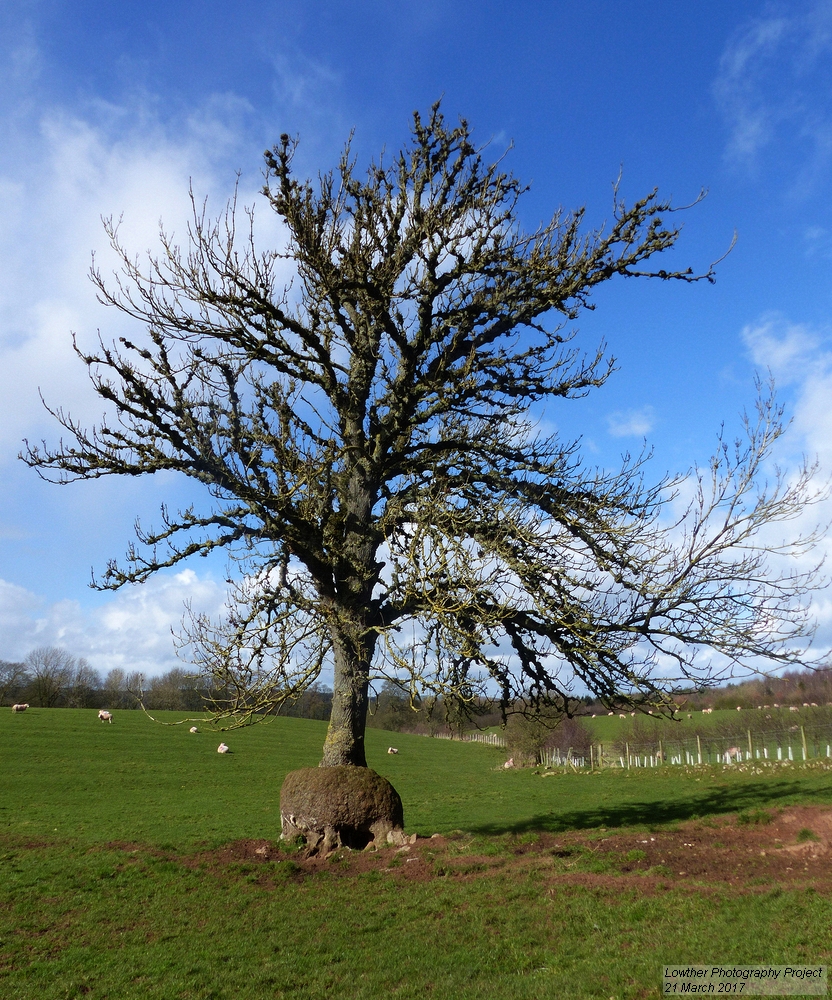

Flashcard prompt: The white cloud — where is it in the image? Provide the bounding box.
[735,311,832,654]
[0,92,289,461]
[740,312,827,382]
[740,312,832,472]
[606,406,654,438]
[0,569,227,677]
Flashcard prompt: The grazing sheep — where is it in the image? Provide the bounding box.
[217,743,230,754]
[387,747,399,754]
[607,712,614,716]
[12,703,29,713]
[98,710,113,723]
[189,726,199,734]
[789,706,799,712]
[619,713,626,719]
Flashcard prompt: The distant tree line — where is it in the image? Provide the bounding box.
[0,646,334,717]
[6,647,830,746]
[624,667,832,715]
[0,647,200,712]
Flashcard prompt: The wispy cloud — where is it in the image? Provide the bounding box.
[606,406,654,438]
[714,1,832,187]
[713,14,791,165]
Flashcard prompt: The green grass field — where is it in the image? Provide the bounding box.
[2,709,832,999]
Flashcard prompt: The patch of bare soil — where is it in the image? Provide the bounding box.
[181,805,832,893]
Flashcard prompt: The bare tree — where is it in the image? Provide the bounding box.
[66,659,102,708]
[0,661,30,706]
[25,647,76,708]
[103,667,127,709]
[22,106,828,841]
[145,668,202,711]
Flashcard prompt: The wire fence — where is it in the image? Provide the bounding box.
[547,721,832,770]
[423,717,832,771]
[429,731,507,747]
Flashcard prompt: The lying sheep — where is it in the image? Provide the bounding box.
[12,703,29,713]
[387,747,399,754]
[189,726,199,734]
[98,710,113,723]
[217,743,230,754]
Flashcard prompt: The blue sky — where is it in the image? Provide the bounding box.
[2,0,832,679]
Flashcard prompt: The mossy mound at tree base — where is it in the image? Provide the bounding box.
[280,765,406,854]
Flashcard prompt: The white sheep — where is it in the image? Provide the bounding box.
[387,747,399,754]
[217,742,230,754]
[503,757,514,769]
[98,710,113,723]
[189,726,199,733]
[11,703,29,712]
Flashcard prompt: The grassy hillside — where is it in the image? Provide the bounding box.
[2,709,832,999]
[4,708,832,847]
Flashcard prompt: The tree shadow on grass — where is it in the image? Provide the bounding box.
[469,779,832,835]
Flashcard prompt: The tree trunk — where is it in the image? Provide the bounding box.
[320,622,375,767]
